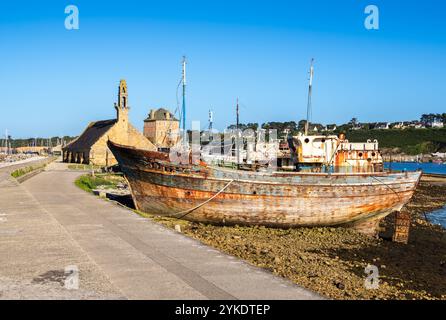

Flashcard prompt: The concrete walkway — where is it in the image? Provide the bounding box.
[0,161,321,300]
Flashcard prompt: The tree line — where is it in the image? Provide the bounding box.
[1,136,77,148]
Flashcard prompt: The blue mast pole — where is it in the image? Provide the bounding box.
[182,56,187,146]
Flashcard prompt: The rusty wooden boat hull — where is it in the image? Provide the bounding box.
[107,141,421,235]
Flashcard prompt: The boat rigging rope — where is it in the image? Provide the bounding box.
[160,77,184,146]
[168,179,235,220]
[370,175,401,200]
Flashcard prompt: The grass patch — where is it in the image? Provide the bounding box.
[11,164,45,178]
[74,174,124,193]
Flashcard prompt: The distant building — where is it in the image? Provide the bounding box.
[401,121,413,129]
[411,121,425,129]
[63,80,156,166]
[430,120,444,128]
[323,124,337,132]
[308,124,324,132]
[432,152,446,158]
[390,122,404,129]
[51,144,63,156]
[416,123,425,129]
[371,122,390,130]
[351,123,364,130]
[143,108,179,151]
[400,121,426,129]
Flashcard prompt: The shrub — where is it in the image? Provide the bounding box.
[75,174,116,193]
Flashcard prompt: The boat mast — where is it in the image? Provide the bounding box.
[5,129,10,155]
[304,58,314,136]
[236,98,241,167]
[181,56,187,146]
[2,129,5,154]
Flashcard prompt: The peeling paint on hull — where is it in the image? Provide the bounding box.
[108,141,421,235]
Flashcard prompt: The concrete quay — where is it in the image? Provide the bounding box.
[0,161,321,300]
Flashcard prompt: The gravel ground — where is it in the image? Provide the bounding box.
[142,179,446,300]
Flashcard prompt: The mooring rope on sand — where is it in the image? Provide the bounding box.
[168,179,235,220]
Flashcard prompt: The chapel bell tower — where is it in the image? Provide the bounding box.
[115,79,129,124]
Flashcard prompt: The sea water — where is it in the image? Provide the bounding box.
[384,162,446,175]
[428,206,446,229]
[384,162,446,228]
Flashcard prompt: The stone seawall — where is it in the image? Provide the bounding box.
[5,157,57,183]
[382,154,443,163]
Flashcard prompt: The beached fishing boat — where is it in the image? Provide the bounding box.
[107,58,421,236]
[107,140,421,236]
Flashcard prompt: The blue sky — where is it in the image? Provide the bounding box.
[0,0,445,138]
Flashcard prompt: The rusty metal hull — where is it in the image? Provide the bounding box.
[107,141,421,234]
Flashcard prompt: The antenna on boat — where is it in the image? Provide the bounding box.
[304,58,314,136]
[208,108,213,132]
[236,98,239,130]
[181,56,187,146]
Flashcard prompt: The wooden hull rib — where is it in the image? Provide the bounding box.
[107,140,422,235]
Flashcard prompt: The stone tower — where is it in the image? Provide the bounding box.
[143,108,179,150]
[114,79,130,145]
[115,79,129,124]
[62,79,157,166]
